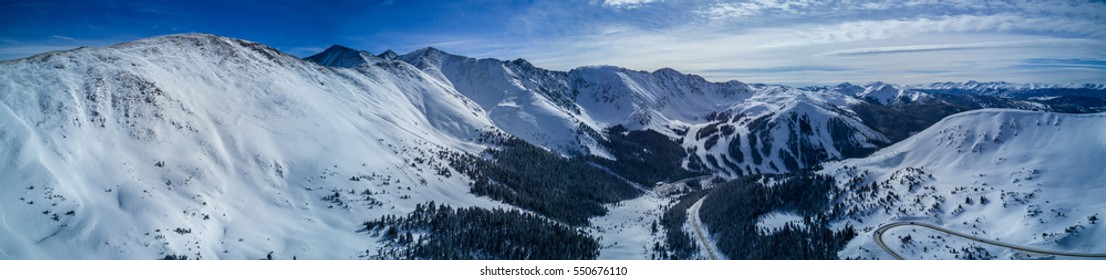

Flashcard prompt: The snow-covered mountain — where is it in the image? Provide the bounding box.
[821,109,1106,259]
[396,47,599,155]
[681,85,889,177]
[311,45,909,178]
[0,34,506,259]
[852,82,931,105]
[2,33,1103,260]
[909,81,1106,99]
[305,44,1106,180]
[917,80,1106,93]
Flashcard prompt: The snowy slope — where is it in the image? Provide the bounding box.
[569,66,753,132]
[821,109,1106,259]
[0,34,508,259]
[395,48,601,155]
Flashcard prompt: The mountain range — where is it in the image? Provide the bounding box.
[1,33,1102,259]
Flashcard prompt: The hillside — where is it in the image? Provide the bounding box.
[822,109,1106,259]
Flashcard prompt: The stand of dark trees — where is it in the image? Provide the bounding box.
[448,137,641,226]
[852,102,972,143]
[655,191,705,259]
[698,173,856,259]
[587,125,705,185]
[363,202,599,260]
[855,93,1106,144]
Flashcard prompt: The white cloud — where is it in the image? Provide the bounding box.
[599,0,659,9]
[699,0,821,20]
[499,17,1106,85]
[764,14,1106,48]
[50,35,78,42]
[698,0,1106,22]
[816,39,1099,56]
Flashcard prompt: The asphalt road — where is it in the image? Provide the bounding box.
[874,221,1106,260]
[689,196,718,260]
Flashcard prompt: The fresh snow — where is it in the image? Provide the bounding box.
[822,109,1106,259]
[755,212,807,232]
[588,193,669,260]
[0,34,508,259]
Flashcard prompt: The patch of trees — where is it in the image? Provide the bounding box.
[656,191,705,259]
[1037,95,1106,113]
[852,101,971,143]
[855,92,1106,145]
[588,125,705,185]
[448,137,640,226]
[362,202,599,260]
[825,117,885,159]
[161,254,189,260]
[699,173,856,259]
[782,113,831,171]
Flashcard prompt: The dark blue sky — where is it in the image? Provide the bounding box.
[0,1,524,56]
[2,0,1104,85]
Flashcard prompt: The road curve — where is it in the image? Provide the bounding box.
[689,196,718,260]
[874,221,1106,260]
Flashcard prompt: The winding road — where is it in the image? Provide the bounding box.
[874,221,1106,260]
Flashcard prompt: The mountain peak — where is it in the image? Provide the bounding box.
[509,58,533,68]
[652,67,683,76]
[323,44,357,53]
[408,46,447,57]
[378,50,399,60]
[305,44,380,68]
[397,47,464,70]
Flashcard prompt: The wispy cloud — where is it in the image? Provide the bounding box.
[817,39,1099,56]
[699,0,823,20]
[763,14,1106,48]
[1019,58,1106,70]
[701,65,852,74]
[597,0,660,9]
[50,35,77,42]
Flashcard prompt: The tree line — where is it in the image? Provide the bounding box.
[447,137,641,226]
[363,201,600,260]
[697,173,856,259]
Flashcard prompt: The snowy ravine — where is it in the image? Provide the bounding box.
[822,109,1106,259]
[0,34,509,259]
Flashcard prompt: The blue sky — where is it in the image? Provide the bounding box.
[2,0,1104,85]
